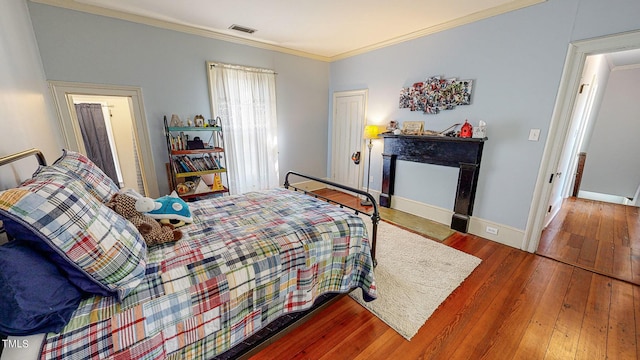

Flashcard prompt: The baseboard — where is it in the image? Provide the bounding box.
[383,191,451,225]
[371,190,525,249]
[291,184,527,249]
[467,217,525,249]
[577,190,632,205]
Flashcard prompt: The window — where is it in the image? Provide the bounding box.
[207,62,279,194]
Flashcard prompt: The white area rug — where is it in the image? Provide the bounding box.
[351,219,481,340]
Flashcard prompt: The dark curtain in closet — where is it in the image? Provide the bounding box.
[74,103,119,184]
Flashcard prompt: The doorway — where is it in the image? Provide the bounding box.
[72,95,143,193]
[525,30,640,283]
[331,89,368,191]
[49,81,159,198]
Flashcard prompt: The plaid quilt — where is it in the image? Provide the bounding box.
[39,188,377,359]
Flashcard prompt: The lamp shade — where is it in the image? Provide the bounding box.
[363,125,379,140]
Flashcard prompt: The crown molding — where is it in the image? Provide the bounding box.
[330,0,546,60]
[31,0,546,63]
[30,0,332,62]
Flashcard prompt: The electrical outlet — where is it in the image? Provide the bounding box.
[485,226,499,235]
[369,175,374,183]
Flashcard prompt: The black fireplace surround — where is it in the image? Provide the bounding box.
[380,135,487,233]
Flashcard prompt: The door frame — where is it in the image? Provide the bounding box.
[524,30,640,253]
[330,89,368,191]
[48,81,160,198]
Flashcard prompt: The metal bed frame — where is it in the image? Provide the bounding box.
[0,149,47,245]
[284,170,379,264]
[0,148,47,168]
[0,151,380,360]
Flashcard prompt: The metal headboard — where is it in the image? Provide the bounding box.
[0,148,47,242]
[0,148,47,167]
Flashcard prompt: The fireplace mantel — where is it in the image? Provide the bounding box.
[380,135,487,233]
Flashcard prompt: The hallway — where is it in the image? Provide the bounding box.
[537,197,640,284]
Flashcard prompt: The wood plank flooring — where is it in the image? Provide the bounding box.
[250,190,640,360]
[537,197,640,285]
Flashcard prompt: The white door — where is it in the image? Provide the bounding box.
[331,90,368,190]
[543,75,597,227]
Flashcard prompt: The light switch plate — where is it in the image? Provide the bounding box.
[528,128,541,141]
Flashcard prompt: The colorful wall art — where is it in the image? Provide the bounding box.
[399,76,473,114]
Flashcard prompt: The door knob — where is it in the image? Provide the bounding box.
[351,151,361,164]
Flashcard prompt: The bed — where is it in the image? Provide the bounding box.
[0,149,378,359]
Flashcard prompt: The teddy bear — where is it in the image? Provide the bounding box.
[106,191,182,246]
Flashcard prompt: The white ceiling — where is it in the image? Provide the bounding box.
[35,0,545,61]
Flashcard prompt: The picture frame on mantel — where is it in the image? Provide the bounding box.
[402,121,424,135]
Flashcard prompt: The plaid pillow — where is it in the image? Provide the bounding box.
[32,149,119,203]
[0,176,147,301]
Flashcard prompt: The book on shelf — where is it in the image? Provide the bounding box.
[175,157,190,173]
[170,132,188,151]
[195,157,207,171]
[212,154,222,169]
[172,154,224,174]
[182,156,198,171]
[204,154,218,170]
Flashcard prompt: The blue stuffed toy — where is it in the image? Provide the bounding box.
[136,191,193,227]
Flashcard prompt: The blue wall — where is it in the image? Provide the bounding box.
[28,2,330,196]
[330,0,640,230]
[27,0,640,232]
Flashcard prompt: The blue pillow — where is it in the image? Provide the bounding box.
[1,218,116,298]
[0,175,147,301]
[0,241,84,336]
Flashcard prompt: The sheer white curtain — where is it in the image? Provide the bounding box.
[208,63,279,195]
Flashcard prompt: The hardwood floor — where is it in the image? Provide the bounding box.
[250,191,640,360]
[537,197,640,285]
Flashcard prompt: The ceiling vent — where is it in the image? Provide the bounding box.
[229,24,257,34]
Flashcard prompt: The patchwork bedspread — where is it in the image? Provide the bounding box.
[39,188,377,359]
